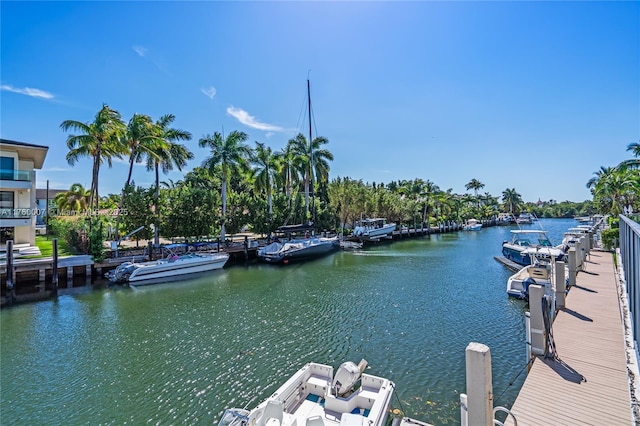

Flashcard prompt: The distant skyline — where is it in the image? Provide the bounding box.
[1,1,638,203]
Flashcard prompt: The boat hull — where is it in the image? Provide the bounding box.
[258,238,340,264]
[110,253,229,285]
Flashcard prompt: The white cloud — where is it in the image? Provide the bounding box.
[132,45,147,57]
[201,86,217,99]
[1,84,54,99]
[226,106,283,132]
[42,167,71,172]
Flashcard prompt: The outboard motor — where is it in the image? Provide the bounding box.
[331,359,368,397]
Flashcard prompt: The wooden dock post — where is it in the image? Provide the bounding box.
[66,267,73,288]
[6,240,15,305]
[528,284,545,356]
[52,238,58,296]
[463,342,493,426]
[554,260,566,310]
[567,247,577,287]
[243,236,248,261]
[148,241,153,261]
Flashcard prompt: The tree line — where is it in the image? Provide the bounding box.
[50,104,639,255]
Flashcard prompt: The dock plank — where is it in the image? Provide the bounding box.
[505,250,633,425]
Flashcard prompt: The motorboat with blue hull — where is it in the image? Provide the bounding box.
[257,236,340,264]
[502,229,565,266]
[217,359,395,426]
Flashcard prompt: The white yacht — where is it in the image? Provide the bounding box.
[502,229,565,266]
[352,218,396,240]
[463,219,482,231]
[107,250,229,285]
[218,360,395,426]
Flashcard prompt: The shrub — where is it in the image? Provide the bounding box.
[600,228,619,251]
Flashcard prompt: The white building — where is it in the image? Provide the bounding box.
[0,139,49,246]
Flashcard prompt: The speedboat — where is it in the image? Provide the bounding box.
[217,359,395,426]
[463,219,482,231]
[502,229,565,266]
[506,255,567,299]
[496,213,516,225]
[352,218,396,240]
[506,261,553,299]
[516,213,533,224]
[106,251,229,285]
[257,236,340,264]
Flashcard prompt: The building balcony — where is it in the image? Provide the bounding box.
[0,168,33,190]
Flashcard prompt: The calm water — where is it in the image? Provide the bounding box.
[0,219,577,425]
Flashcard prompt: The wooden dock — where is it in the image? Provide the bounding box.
[505,249,633,425]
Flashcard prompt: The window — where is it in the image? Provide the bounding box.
[0,191,14,209]
[0,156,14,180]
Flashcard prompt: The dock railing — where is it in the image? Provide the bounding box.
[619,214,640,365]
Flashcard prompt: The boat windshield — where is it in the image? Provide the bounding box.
[217,409,248,426]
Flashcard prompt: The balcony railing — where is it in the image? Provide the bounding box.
[0,168,32,181]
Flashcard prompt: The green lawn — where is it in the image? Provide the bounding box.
[35,235,78,257]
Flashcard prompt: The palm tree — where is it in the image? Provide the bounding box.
[290,133,334,220]
[199,130,251,241]
[61,104,126,210]
[586,166,614,194]
[502,188,523,215]
[619,141,640,170]
[276,140,301,208]
[421,180,439,230]
[465,178,485,196]
[251,142,279,222]
[593,167,637,215]
[54,183,90,212]
[115,113,165,239]
[465,178,485,208]
[146,114,193,246]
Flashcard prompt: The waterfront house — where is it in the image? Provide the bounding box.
[0,139,49,245]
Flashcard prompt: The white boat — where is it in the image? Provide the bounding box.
[352,218,396,240]
[506,261,553,299]
[507,254,567,299]
[107,251,229,285]
[516,213,533,224]
[501,229,565,266]
[257,237,340,264]
[463,219,482,231]
[217,359,395,426]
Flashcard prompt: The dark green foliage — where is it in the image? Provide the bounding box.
[600,228,619,251]
[88,218,106,262]
[121,184,155,241]
[161,185,219,241]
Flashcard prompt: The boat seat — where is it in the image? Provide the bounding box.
[306,416,325,426]
[258,400,284,426]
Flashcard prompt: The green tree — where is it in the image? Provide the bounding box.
[145,114,193,246]
[199,130,252,241]
[465,178,485,208]
[251,142,279,223]
[121,184,155,243]
[54,183,90,212]
[289,133,334,220]
[61,104,127,210]
[501,188,523,214]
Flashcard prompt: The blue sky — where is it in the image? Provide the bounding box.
[1,1,638,203]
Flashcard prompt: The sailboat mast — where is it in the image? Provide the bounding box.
[308,78,315,223]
